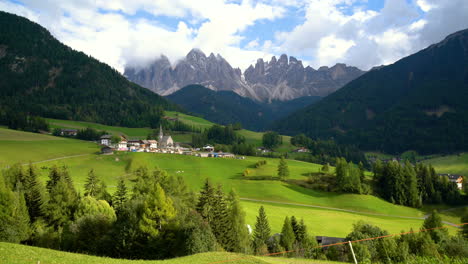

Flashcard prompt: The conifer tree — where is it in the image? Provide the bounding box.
[280,216,296,251]
[84,169,100,197]
[422,210,448,243]
[112,178,128,214]
[139,183,175,238]
[460,209,468,239]
[24,163,44,222]
[226,190,250,253]
[196,179,216,223]
[211,185,230,249]
[45,167,79,229]
[253,206,271,253]
[404,161,420,207]
[290,216,299,239]
[0,176,31,243]
[277,157,289,179]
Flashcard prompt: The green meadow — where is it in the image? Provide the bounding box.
[0,128,99,166]
[0,242,339,264]
[0,128,462,239]
[422,153,468,176]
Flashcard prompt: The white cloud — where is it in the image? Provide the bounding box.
[1,0,468,72]
[2,0,284,72]
[272,0,468,70]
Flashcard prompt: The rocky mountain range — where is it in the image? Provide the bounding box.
[124,49,364,102]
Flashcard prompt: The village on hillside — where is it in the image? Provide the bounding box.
[98,126,238,159]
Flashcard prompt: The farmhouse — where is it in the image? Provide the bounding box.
[100,134,112,146]
[293,147,310,153]
[203,145,214,152]
[60,129,78,137]
[439,174,464,189]
[118,139,128,151]
[148,140,158,149]
[101,146,113,155]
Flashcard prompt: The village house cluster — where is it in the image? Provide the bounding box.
[99,126,237,159]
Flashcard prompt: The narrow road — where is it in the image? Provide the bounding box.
[240,197,461,228]
[21,153,92,166]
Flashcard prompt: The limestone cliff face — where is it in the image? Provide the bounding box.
[124,49,364,102]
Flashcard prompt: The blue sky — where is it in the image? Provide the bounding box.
[1,0,467,72]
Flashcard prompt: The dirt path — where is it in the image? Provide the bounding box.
[21,153,92,166]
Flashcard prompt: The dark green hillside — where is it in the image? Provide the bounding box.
[0,11,180,128]
[167,85,320,131]
[274,29,468,154]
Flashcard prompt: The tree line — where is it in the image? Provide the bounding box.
[373,160,462,207]
[1,163,468,262]
[290,133,368,167]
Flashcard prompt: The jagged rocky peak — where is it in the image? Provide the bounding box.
[125,49,365,101]
[278,54,288,66]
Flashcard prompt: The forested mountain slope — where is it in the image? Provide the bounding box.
[0,11,180,128]
[166,85,320,130]
[274,28,468,154]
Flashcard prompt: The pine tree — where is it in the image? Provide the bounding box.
[139,183,176,238]
[253,206,271,253]
[24,163,44,222]
[0,176,31,243]
[211,185,230,249]
[404,161,420,207]
[460,209,468,239]
[422,210,448,243]
[45,167,79,229]
[280,216,296,251]
[112,178,128,214]
[84,169,100,197]
[196,179,216,223]
[277,157,289,179]
[226,190,251,253]
[290,216,299,239]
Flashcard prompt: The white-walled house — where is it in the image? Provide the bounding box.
[100,135,112,146]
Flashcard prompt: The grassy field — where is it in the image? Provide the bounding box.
[0,242,341,264]
[48,113,295,151]
[165,111,215,129]
[422,153,468,176]
[0,128,462,239]
[0,128,99,166]
[29,151,452,237]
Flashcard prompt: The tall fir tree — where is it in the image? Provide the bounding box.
[24,163,44,222]
[211,185,231,250]
[460,209,468,239]
[422,210,448,243]
[280,216,296,251]
[196,179,216,223]
[0,176,31,243]
[277,157,289,179]
[112,178,128,214]
[45,167,79,229]
[84,169,100,197]
[139,183,175,238]
[226,190,251,253]
[253,206,271,253]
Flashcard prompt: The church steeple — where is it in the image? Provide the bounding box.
[159,124,164,141]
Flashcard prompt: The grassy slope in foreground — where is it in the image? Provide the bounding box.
[0,242,342,264]
[0,128,99,166]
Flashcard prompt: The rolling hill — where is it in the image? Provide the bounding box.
[274,28,468,155]
[0,11,179,128]
[166,85,321,131]
[0,242,343,264]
